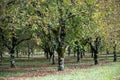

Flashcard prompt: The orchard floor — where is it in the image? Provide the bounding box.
[0,54,120,80]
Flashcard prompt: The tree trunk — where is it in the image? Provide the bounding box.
[91,52,94,58]
[10,49,15,68]
[58,54,64,71]
[113,44,117,62]
[58,48,64,71]
[82,50,85,57]
[0,53,2,65]
[77,53,80,62]
[27,43,31,60]
[113,51,117,62]
[46,52,49,59]
[52,53,55,65]
[94,53,98,65]
[68,46,70,56]
[106,49,109,55]
[0,53,2,62]
[106,49,109,59]
[74,48,76,57]
[44,49,49,59]
[49,52,52,62]
[16,49,19,58]
[113,52,117,62]
[81,52,83,58]
[28,49,31,60]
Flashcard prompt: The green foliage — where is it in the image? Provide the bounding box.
[0,0,119,70]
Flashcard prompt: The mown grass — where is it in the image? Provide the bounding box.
[0,53,120,79]
[27,62,120,80]
[0,72,26,78]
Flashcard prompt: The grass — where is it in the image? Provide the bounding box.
[27,62,120,80]
[0,72,26,77]
[0,53,120,80]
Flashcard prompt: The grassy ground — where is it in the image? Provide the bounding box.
[0,53,120,80]
[27,62,120,80]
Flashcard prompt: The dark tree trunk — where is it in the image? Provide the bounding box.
[89,41,99,65]
[46,52,49,59]
[113,52,117,62]
[0,53,2,62]
[49,52,53,62]
[68,52,70,56]
[74,47,76,57]
[52,53,55,65]
[28,48,31,60]
[91,52,94,58]
[94,52,98,65]
[77,53,80,62]
[49,49,55,65]
[82,50,85,56]
[28,52,30,60]
[16,49,19,58]
[81,50,85,58]
[27,43,31,60]
[10,49,15,68]
[44,49,50,59]
[68,46,71,56]
[113,44,117,62]
[106,49,109,55]
[93,37,101,65]
[0,53,2,65]
[81,51,83,58]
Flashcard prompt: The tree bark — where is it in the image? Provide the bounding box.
[94,52,98,65]
[113,52,117,62]
[49,52,53,62]
[106,49,109,55]
[46,52,49,59]
[16,49,19,58]
[77,53,80,62]
[91,52,94,58]
[58,54,64,71]
[10,49,15,68]
[0,53,2,65]
[81,51,83,58]
[52,53,55,65]
[0,53,2,62]
[68,46,71,56]
[27,43,31,60]
[74,47,76,57]
[113,44,117,62]
[89,42,99,65]
[58,47,64,71]
[44,49,50,59]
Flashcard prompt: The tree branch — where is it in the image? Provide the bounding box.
[16,36,32,46]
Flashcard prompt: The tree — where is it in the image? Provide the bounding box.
[97,0,120,61]
[0,0,33,68]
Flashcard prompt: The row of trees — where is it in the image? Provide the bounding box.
[0,0,120,71]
